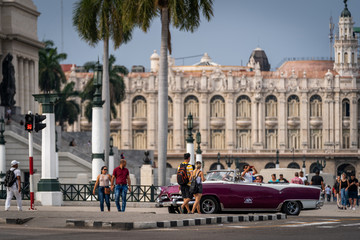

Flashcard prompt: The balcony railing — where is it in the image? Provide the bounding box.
[0,182,159,202]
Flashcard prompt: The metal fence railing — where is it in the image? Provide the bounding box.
[0,182,159,202]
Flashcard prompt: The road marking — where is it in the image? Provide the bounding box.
[228,226,250,229]
[281,221,340,228]
[317,226,338,229]
[341,223,360,227]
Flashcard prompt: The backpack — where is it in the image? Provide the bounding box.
[177,163,189,185]
[4,169,17,187]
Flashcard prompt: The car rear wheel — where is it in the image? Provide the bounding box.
[282,201,301,215]
[200,196,219,214]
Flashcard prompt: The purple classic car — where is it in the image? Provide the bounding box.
[156,170,324,215]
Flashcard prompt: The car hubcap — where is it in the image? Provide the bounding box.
[287,202,298,214]
[202,199,215,214]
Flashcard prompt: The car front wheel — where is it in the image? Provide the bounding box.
[282,201,301,215]
[200,196,219,214]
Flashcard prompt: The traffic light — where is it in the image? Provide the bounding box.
[34,114,46,132]
[25,114,33,132]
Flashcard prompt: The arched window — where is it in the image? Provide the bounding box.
[310,129,322,149]
[132,96,147,118]
[209,163,225,170]
[342,130,350,149]
[184,95,199,117]
[288,130,300,149]
[166,163,173,168]
[265,162,276,169]
[266,95,278,117]
[133,130,147,149]
[344,52,348,64]
[337,52,341,64]
[310,95,322,117]
[266,129,278,149]
[342,99,350,117]
[210,129,225,149]
[210,95,225,118]
[236,130,251,150]
[287,95,300,117]
[168,96,173,119]
[236,95,251,118]
[309,163,319,173]
[287,162,300,169]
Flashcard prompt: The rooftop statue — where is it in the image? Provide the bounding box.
[0,53,16,107]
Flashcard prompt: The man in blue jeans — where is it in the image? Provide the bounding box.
[111,158,131,212]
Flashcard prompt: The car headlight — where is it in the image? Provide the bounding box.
[157,187,162,195]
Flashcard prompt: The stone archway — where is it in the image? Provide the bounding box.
[209,163,225,170]
[309,162,319,173]
[288,162,300,169]
[265,162,276,169]
[337,163,355,177]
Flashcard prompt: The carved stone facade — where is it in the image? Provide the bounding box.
[64,4,360,178]
[0,0,43,114]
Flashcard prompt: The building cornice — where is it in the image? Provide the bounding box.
[5,33,44,49]
[2,1,40,17]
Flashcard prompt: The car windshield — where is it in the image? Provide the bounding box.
[206,171,236,182]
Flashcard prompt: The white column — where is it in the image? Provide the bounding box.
[173,94,182,151]
[187,142,194,165]
[350,96,358,149]
[199,94,209,151]
[278,93,286,150]
[41,113,56,179]
[109,154,115,175]
[258,100,264,147]
[225,95,235,151]
[121,96,131,149]
[196,154,202,166]
[92,106,105,181]
[147,95,157,149]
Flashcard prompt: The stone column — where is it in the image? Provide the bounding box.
[24,59,29,112]
[121,95,131,149]
[173,93,183,151]
[147,95,157,150]
[278,93,286,150]
[334,93,341,148]
[225,94,235,151]
[350,95,358,149]
[18,57,24,114]
[33,94,62,206]
[323,97,330,145]
[258,99,264,147]
[199,94,209,151]
[29,60,35,113]
[300,93,308,150]
[252,99,258,144]
[140,164,154,186]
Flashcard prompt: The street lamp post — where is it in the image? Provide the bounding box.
[0,118,6,180]
[291,148,295,162]
[217,152,221,170]
[276,149,280,169]
[316,158,326,174]
[302,155,306,176]
[91,61,105,182]
[186,113,195,165]
[225,155,233,170]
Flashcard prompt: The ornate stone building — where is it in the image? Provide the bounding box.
[66,3,360,177]
[0,0,42,114]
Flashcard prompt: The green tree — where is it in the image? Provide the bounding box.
[127,0,214,185]
[73,0,135,163]
[39,40,67,93]
[55,82,81,130]
[81,55,127,122]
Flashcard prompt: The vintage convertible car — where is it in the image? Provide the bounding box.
[156,170,324,215]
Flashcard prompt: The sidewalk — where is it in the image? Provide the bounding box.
[0,200,286,230]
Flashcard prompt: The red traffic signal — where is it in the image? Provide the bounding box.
[25,114,33,132]
[34,114,46,132]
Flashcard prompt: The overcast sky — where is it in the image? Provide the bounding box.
[33,0,360,71]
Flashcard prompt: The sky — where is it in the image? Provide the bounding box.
[33,0,360,71]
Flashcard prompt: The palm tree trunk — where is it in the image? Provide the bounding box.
[158,8,169,186]
[102,37,110,167]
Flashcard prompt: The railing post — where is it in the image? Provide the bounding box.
[150,185,155,202]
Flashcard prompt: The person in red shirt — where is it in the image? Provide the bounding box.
[111,158,131,212]
[290,172,304,185]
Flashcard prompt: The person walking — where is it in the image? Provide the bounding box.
[93,166,111,212]
[311,170,324,191]
[190,161,205,214]
[348,174,359,210]
[325,185,331,202]
[4,160,22,211]
[299,171,308,185]
[339,172,349,210]
[177,153,193,214]
[333,176,341,208]
[111,158,131,212]
[291,172,303,184]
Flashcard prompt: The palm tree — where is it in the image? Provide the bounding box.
[73,0,134,164]
[39,40,67,93]
[127,0,214,186]
[55,82,80,130]
[81,55,128,122]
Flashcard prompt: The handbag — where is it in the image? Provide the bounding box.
[104,187,111,195]
[190,171,200,194]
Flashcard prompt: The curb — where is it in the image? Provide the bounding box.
[66,213,287,230]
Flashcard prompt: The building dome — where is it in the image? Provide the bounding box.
[150,50,159,60]
[341,1,351,17]
[248,47,271,71]
[193,53,219,66]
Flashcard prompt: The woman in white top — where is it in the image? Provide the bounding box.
[93,166,111,212]
[190,161,206,214]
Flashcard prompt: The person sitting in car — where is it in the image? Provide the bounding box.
[241,164,257,183]
[254,175,264,183]
[276,174,289,183]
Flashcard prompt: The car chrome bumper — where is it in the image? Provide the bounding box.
[156,199,195,208]
[316,200,324,209]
